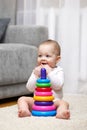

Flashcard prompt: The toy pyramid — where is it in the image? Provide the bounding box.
[32,68,56,116]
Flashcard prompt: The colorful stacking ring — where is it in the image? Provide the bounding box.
[32,110,56,116]
[37,78,50,83]
[34,101,53,106]
[32,104,56,111]
[34,95,54,101]
[35,91,52,96]
[36,83,51,87]
[35,87,52,92]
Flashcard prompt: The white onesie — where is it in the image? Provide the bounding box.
[26,66,64,100]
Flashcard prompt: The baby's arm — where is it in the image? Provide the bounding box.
[26,66,41,92]
[47,67,64,91]
[26,72,37,92]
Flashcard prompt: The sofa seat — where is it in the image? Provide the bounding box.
[0,43,37,99]
[0,43,37,85]
[0,25,48,99]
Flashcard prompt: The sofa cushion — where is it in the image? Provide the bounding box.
[4,25,48,47]
[0,18,10,42]
[0,44,37,85]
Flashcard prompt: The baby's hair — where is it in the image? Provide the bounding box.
[39,39,61,56]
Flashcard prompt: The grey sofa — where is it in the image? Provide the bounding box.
[0,25,48,99]
[0,0,48,99]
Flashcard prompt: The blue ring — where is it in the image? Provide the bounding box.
[32,110,56,116]
[37,78,50,83]
[34,101,53,106]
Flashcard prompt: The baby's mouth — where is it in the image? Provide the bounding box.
[41,63,47,65]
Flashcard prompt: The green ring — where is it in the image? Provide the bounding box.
[36,83,51,87]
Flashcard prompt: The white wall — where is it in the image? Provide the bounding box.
[78,8,87,94]
[58,7,80,93]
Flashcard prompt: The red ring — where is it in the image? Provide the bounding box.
[35,87,52,92]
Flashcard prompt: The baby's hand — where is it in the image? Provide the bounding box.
[33,66,42,78]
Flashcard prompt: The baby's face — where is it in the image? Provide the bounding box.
[37,44,60,68]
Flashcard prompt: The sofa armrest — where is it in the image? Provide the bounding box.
[4,25,48,47]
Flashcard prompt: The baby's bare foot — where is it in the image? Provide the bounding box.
[18,109,31,117]
[56,109,70,119]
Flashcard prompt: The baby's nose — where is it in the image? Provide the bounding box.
[41,56,46,60]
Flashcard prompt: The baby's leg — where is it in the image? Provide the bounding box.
[17,96,34,117]
[54,100,70,119]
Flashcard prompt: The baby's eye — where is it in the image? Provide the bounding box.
[38,55,42,57]
[46,55,50,57]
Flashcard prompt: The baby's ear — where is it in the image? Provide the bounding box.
[56,56,61,63]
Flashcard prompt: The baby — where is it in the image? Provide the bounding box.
[17,39,70,119]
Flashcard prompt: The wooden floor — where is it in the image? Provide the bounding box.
[0,97,18,108]
[0,94,33,108]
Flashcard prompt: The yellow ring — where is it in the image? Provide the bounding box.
[34,95,54,101]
